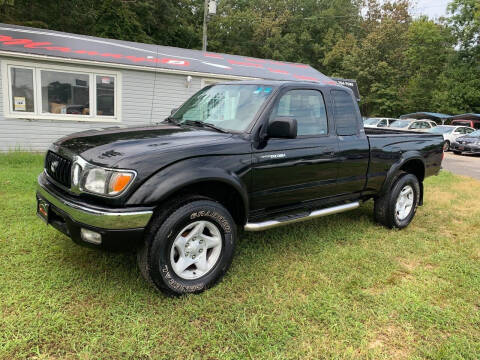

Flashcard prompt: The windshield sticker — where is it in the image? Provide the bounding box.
[264,87,272,93]
[253,87,263,94]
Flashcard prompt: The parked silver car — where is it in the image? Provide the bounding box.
[427,125,475,151]
[363,117,398,128]
[389,119,438,132]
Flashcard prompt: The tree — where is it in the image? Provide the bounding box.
[401,18,454,112]
[92,0,150,43]
[448,0,480,60]
[325,0,412,116]
[431,0,480,114]
[207,0,362,70]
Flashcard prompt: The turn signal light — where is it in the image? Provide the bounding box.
[108,172,134,195]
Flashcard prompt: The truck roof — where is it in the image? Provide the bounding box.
[209,79,355,96]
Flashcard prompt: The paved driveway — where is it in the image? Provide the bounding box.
[442,152,480,180]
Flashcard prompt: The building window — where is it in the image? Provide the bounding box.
[41,70,90,115]
[10,67,35,113]
[96,75,115,116]
[5,62,120,122]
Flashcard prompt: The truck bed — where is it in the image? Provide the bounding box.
[363,127,444,195]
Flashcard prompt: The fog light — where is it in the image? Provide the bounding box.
[80,228,102,245]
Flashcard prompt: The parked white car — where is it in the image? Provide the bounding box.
[389,119,438,132]
[427,125,475,151]
[363,117,398,128]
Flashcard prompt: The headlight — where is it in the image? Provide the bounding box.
[84,168,109,194]
[71,157,135,196]
[82,168,134,196]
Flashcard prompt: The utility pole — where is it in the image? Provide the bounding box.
[202,0,208,52]
[202,0,216,52]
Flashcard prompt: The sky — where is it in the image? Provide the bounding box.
[412,0,451,19]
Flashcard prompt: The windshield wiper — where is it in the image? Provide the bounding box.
[182,120,228,133]
[163,116,178,125]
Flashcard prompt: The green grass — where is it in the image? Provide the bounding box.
[0,152,479,360]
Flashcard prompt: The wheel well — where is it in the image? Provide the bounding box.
[160,181,246,226]
[400,159,425,182]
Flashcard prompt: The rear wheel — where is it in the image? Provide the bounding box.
[137,198,236,296]
[374,173,420,229]
[453,150,462,155]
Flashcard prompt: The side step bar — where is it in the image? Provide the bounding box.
[244,202,360,232]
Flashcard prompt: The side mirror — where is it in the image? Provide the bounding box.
[267,117,297,138]
[171,108,178,115]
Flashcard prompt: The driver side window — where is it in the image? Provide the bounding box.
[270,89,328,136]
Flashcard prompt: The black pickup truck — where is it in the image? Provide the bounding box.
[36,81,444,295]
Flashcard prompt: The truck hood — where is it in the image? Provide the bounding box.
[53,124,234,167]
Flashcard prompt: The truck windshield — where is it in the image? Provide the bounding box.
[170,84,276,132]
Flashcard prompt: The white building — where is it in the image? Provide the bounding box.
[0,23,352,151]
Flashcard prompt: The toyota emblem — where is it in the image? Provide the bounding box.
[50,160,59,173]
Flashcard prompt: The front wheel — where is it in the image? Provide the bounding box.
[137,198,236,296]
[453,150,462,155]
[374,173,420,229]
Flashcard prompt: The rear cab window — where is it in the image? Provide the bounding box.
[331,90,359,136]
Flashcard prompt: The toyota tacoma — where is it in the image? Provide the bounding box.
[36,81,444,295]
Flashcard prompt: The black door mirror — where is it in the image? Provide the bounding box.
[171,108,178,115]
[267,117,297,139]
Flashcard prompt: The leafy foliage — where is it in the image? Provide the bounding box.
[0,0,478,116]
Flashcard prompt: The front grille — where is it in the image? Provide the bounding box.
[45,151,72,188]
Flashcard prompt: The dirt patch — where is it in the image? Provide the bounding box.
[470,248,480,261]
[426,191,456,206]
[363,286,384,296]
[363,259,419,295]
[367,324,411,359]
[397,258,420,272]
[386,271,413,285]
[423,263,438,270]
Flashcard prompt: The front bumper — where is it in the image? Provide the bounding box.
[37,174,154,248]
[451,142,480,154]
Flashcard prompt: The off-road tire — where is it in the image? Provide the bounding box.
[374,172,420,229]
[137,197,236,296]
